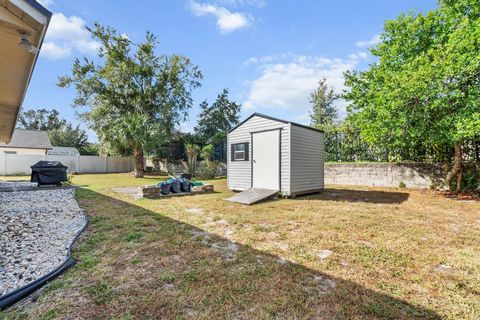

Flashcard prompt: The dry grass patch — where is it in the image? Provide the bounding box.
[1,173,479,319]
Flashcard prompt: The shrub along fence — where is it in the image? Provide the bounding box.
[147,159,227,176]
[157,140,227,162]
[0,153,133,176]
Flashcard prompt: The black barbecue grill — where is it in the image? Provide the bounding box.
[30,161,68,186]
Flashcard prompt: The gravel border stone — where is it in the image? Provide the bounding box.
[0,185,87,297]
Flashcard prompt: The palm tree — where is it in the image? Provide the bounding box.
[185,143,200,174]
[105,113,161,178]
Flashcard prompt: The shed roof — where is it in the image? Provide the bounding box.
[229,113,324,134]
[0,129,52,149]
[48,146,80,156]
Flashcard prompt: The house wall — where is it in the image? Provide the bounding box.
[0,147,46,155]
[290,125,325,194]
[227,115,290,193]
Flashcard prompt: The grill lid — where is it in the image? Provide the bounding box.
[31,161,68,170]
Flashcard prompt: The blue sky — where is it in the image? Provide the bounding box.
[29,0,438,141]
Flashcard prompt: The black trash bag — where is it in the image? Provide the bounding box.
[158,182,170,195]
[169,179,181,193]
[179,178,191,192]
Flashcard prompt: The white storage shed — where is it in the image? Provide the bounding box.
[227,113,324,197]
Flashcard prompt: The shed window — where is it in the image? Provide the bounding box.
[231,143,249,161]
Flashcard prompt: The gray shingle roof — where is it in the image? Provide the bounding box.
[0,129,52,149]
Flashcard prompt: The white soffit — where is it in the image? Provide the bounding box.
[9,0,49,25]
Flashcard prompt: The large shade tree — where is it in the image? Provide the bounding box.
[18,108,66,131]
[194,88,241,144]
[59,24,202,177]
[344,0,480,190]
[309,78,338,131]
[49,123,89,152]
[18,108,90,153]
[309,78,339,161]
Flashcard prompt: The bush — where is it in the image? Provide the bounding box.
[462,171,480,191]
[429,181,444,190]
[67,172,74,184]
[185,143,200,174]
[398,181,406,189]
[449,168,480,192]
[200,160,218,179]
[199,144,217,178]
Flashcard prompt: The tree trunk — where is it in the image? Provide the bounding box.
[456,166,463,192]
[445,141,463,192]
[134,145,144,178]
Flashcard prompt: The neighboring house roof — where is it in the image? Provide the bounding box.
[48,146,80,156]
[0,129,52,149]
[0,0,52,143]
[229,112,324,134]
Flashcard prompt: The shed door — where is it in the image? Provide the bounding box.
[252,129,280,190]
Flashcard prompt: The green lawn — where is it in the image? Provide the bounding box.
[2,173,479,319]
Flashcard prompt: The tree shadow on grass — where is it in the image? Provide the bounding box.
[295,188,410,204]
[7,188,437,319]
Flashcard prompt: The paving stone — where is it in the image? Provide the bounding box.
[316,249,333,260]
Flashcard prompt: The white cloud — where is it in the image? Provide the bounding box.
[355,34,381,48]
[242,52,293,67]
[242,53,368,115]
[41,42,71,60]
[40,13,100,60]
[348,51,368,60]
[293,112,310,124]
[188,1,252,33]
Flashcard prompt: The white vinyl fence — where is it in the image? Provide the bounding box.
[0,154,133,176]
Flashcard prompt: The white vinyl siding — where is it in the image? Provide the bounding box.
[290,125,324,194]
[227,115,290,193]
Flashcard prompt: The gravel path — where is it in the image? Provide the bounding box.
[0,186,87,297]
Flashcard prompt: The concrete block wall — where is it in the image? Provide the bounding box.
[324,162,448,188]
